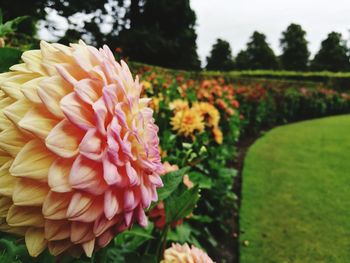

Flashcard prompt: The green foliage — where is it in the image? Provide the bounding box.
[280,23,310,71]
[165,185,200,224]
[0,47,22,72]
[206,38,235,71]
[236,31,279,70]
[155,167,189,202]
[0,10,28,37]
[311,32,350,72]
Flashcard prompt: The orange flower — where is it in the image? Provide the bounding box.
[171,109,204,137]
[212,127,223,144]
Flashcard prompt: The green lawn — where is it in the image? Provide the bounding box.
[240,115,350,263]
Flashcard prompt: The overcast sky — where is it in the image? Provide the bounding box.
[191,0,350,64]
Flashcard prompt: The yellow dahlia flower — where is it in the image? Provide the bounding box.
[161,243,214,263]
[171,109,204,137]
[192,102,220,128]
[0,41,163,257]
[169,99,189,112]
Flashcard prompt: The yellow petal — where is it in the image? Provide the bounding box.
[37,76,71,118]
[67,192,103,222]
[9,63,32,73]
[0,196,12,217]
[25,227,47,257]
[71,222,94,244]
[21,50,47,76]
[7,205,44,227]
[1,73,37,100]
[46,119,83,158]
[82,238,95,257]
[42,191,72,220]
[21,76,47,104]
[48,239,72,256]
[10,139,55,182]
[48,158,73,193]
[0,125,28,156]
[0,97,15,130]
[19,106,59,140]
[3,98,32,127]
[44,220,70,241]
[0,160,16,197]
[13,178,49,206]
[0,222,27,235]
[0,148,12,167]
[0,72,20,82]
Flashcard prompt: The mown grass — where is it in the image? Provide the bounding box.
[240,115,350,263]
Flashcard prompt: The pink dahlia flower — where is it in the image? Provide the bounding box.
[161,243,214,263]
[0,41,163,257]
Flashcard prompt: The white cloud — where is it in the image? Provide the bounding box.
[191,0,350,65]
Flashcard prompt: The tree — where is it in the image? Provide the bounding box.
[119,0,201,70]
[235,50,250,70]
[280,23,309,71]
[237,31,279,70]
[311,32,350,72]
[206,39,235,71]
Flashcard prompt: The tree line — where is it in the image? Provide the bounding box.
[207,24,350,72]
[0,0,349,72]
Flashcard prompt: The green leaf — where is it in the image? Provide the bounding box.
[0,48,22,73]
[122,225,154,240]
[167,223,192,243]
[219,167,237,180]
[165,185,200,224]
[157,167,189,201]
[0,16,28,36]
[188,171,212,189]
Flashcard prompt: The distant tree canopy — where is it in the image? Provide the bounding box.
[311,32,350,72]
[206,39,234,71]
[119,0,200,70]
[235,50,250,70]
[236,31,279,70]
[0,0,200,70]
[280,23,309,71]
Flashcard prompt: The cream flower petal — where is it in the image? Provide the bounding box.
[60,93,94,130]
[48,158,73,193]
[46,119,84,158]
[10,140,55,182]
[3,99,32,127]
[70,221,94,244]
[67,193,103,223]
[44,220,71,241]
[25,227,47,257]
[48,239,72,256]
[21,50,47,75]
[21,77,47,104]
[19,106,59,140]
[12,179,49,206]
[42,191,72,220]
[0,161,16,197]
[69,155,108,194]
[0,125,28,156]
[37,76,71,118]
[7,205,44,227]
